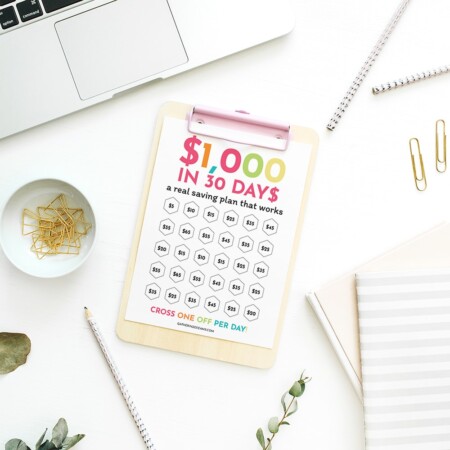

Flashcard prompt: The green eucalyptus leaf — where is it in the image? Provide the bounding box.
[38,441,56,450]
[52,417,69,448]
[35,429,47,450]
[289,381,302,397]
[286,398,298,417]
[5,439,30,450]
[52,419,68,447]
[280,421,290,426]
[61,434,85,450]
[268,417,279,434]
[0,333,31,374]
[298,380,306,397]
[256,429,265,449]
[281,391,288,413]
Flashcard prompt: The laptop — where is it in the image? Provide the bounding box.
[0,0,294,139]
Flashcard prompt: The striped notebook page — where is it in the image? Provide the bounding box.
[356,269,450,450]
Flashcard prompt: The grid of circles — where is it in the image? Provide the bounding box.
[145,198,279,321]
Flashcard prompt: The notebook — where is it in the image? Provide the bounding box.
[117,102,318,368]
[306,223,450,398]
[356,269,450,450]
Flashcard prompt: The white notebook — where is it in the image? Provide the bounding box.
[356,269,450,450]
[307,223,450,399]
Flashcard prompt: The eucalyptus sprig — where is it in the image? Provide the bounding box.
[5,418,84,450]
[256,372,310,450]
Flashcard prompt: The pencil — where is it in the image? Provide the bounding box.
[84,307,155,450]
[372,65,450,94]
[326,0,411,131]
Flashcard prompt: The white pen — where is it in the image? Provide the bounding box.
[372,65,450,95]
[84,307,156,450]
[327,0,411,131]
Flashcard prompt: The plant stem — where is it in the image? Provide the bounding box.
[263,395,296,450]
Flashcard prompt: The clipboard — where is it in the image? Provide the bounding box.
[117,102,318,368]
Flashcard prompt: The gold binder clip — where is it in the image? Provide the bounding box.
[436,119,447,173]
[409,138,427,191]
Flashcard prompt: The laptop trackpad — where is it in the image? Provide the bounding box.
[55,0,187,100]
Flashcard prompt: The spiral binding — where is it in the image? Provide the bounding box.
[327,0,411,131]
[89,318,155,450]
[372,66,450,94]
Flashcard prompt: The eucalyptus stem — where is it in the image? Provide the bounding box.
[264,396,296,450]
[5,418,85,450]
[256,372,310,450]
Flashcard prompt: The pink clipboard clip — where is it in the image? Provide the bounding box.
[188,105,290,151]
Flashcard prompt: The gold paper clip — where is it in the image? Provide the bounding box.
[409,138,427,191]
[436,119,447,173]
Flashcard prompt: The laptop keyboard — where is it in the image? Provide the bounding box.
[0,0,84,33]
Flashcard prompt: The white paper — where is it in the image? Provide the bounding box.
[125,117,312,348]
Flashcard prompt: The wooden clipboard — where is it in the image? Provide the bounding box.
[117,101,318,368]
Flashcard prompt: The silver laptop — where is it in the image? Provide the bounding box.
[0,0,293,139]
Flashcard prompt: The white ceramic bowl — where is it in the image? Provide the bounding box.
[0,179,96,278]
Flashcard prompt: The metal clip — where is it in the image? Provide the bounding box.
[188,105,290,151]
[409,138,427,191]
[436,119,447,172]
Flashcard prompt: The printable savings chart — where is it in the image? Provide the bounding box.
[125,117,312,349]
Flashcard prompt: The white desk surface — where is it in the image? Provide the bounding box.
[2,1,450,448]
